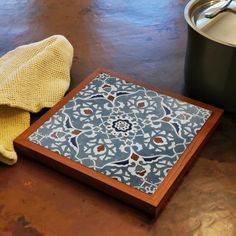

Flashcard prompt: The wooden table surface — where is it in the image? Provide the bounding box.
[0,0,235,235]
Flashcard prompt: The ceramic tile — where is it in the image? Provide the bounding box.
[28,73,211,194]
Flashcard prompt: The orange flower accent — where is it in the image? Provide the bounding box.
[162,117,172,122]
[107,95,115,101]
[136,170,146,176]
[71,129,81,135]
[138,101,145,108]
[51,132,58,138]
[102,84,111,89]
[97,145,105,152]
[84,109,93,115]
[154,137,164,143]
[131,153,139,161]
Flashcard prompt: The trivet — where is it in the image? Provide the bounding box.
[14,69,223,216]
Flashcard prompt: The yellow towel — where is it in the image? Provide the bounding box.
[0,35,73,165]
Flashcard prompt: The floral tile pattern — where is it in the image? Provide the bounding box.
[28,73,212,194]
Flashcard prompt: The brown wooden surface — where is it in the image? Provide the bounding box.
[14,68,223,217]
[0,0,236,235]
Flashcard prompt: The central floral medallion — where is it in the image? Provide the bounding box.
[112,119,132,132]
[104,112,141,140]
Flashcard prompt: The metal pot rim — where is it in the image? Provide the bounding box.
[184,0,236,48]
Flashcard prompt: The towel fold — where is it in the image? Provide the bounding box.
[0,35,73,165]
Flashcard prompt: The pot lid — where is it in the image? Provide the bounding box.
[185,0,236,46]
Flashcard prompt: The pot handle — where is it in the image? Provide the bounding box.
[205,0,233,18]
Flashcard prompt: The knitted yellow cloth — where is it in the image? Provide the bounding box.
[0,35,73,165]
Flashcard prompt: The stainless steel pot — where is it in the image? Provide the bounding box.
[184,0,236,112]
